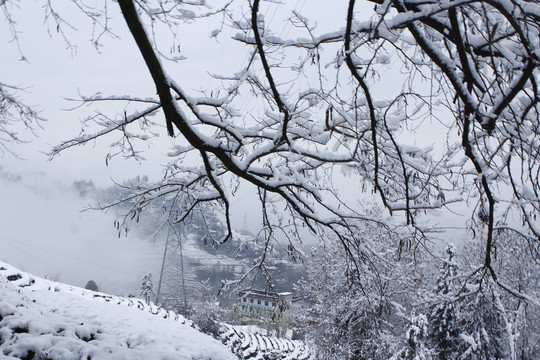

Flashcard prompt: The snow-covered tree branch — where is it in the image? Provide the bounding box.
[38,0,540,294]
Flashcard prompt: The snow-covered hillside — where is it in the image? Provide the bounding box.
[0,260,235,359]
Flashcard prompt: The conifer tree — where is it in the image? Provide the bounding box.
[456,282,510,359]
[393,313,432,360]
[429,244,460,359]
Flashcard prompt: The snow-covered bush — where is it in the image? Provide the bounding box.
[140,273,155,305]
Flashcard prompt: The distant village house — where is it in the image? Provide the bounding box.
[237,289,293,319]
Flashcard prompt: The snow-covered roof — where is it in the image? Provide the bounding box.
[238,288,280,301]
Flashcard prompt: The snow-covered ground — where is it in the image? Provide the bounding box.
[0,260,235,359]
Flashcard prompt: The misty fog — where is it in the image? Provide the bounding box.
[0,169,163,295]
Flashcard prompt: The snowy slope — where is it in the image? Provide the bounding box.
[0,261,235,359]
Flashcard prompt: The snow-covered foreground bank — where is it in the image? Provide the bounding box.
[0,260,235,359]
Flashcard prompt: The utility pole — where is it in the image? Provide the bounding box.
[155,226,170,305]
[156,222,187,314]
[171,223,188,314]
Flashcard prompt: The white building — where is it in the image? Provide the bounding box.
[237,289,292,318]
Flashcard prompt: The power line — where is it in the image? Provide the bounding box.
[0,236,88,284]
[0,236,138,277]
[243,212,249,232]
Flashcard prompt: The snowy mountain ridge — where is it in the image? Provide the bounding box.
[0,260,235,359]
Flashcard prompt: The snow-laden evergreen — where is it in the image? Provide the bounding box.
[140,272,155,305]
[429,244,460,359]
[401,314,432,360]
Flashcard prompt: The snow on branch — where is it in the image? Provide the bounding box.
[50,0,540,295]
